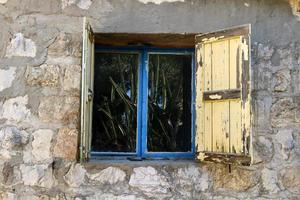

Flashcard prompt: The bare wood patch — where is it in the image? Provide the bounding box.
[197,152,251,166]
[203,89,240,101]
[196,24,250,43]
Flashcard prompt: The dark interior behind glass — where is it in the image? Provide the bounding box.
[92,52,192,154]
[92,52,139,152]
[147,54,192,152]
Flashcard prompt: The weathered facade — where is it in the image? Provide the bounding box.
[0,0,300,199]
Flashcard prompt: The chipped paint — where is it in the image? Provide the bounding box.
[198,152,206,161]
[240,37,249,61]
[201,36,225,43]
[208,94,222,100]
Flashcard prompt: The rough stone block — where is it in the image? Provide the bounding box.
[32,129,54,163]
[174,165,210,194]
[261,168,280,194]
[62,0,92,10]
[1,162,14,186]
[0,126,28,150]
[256,43,274,60]
[53,127,78,160]
[253,64,272,91]
[0,67,16,92]
[280,166,300,194]
[253,136,273,162]
[276,48,294,69]
[88,166,126,184]
[26,64,60,87]
[270,98,296,128]
[16,0,61,14]
[48,32,81,58]
[5,33,36,58]
[1,192,17,200]
[129,166,171,196]
[275,129,295,160]
[20,164,56,188]
[291,69,300,94]
[38,96,79,124]
[85,193,144,200]
[1,95,31,123]
[273,69,291,92]
[63,65,81,93]
[254,94,272,130]
[64,164,86,187]
[138,0,184,4]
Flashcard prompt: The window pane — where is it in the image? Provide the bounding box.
[92,53,139,152]
[147,54,192,152]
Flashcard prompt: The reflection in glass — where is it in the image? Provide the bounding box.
[147,54,192,152]
[92,53,139,152]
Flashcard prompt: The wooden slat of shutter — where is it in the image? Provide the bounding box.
[204,43,212,152]
[80,17,94,162]
[195,24,251,165]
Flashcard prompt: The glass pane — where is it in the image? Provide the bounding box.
[147,54,192,152]
[92,53,139,152]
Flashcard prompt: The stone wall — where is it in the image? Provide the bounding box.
[0,0,300,199]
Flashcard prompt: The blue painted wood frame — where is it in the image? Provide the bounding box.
[91,45,195,159]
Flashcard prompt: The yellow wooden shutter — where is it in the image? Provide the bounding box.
[195,24,251,165]
[80,17,94,162]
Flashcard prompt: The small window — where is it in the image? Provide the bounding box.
[91,50,194,158]
[147,54,192,153]
[80,17,252,164]
[92,52,139,153]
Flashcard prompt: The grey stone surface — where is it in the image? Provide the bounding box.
[174,165,210,193]
[129,166,171,197]
[5,33,36,58]
[261,168,281,194]
[31,129,54,163]
[0,67,16,92]
[253,136,274,162]
[20,164,56,188]
[88,166,126,184]
[275,129,295,160]
[279,166,300,194]
[270,97,297,128]
[273,69,291,92]
[0,126,28,160]
[62,0,93,10]
[1,96,31,123]
[64,163,86,187]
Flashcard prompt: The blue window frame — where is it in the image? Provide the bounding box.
[91,46,195,159]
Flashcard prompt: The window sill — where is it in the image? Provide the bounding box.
[83,158,198,169]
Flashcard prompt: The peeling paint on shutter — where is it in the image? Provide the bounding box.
[80,17,94,162]
[195,24,252,165]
